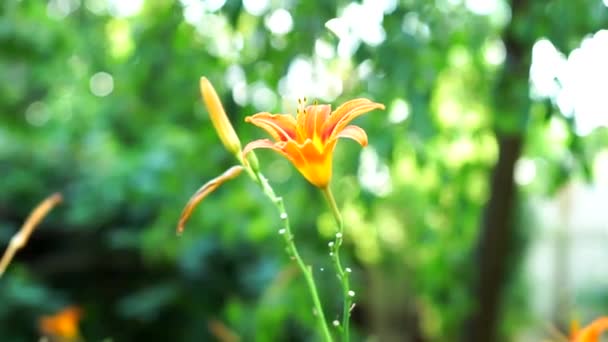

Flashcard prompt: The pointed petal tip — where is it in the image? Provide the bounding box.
[176,165,243,234]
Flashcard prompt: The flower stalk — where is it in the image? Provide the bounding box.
[252,170,333,341]
[189,77,333,341]
[322,188,352,342]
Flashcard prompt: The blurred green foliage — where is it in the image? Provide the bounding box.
[1,0,607,341]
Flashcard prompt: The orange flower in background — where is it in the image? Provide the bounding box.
[244,98,384,188]
[39,306,82,341]
[570,317,608,342]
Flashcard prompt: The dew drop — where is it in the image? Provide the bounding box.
[336,232,343,239]
[345,267,352,273]
[328,241,334,247]
[329,252,334,256]
[348,290,355,297]
[278,228,286,234]
[320,267,324,271]
[332,320,340,327]
[280,213,288,219]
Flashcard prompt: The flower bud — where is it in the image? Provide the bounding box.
[200,77,242,155]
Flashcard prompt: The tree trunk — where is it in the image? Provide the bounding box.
[466,0,530,340]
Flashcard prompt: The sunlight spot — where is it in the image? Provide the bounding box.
[343,2,386,46]
[315,39,335,59]
[448,45,471,67]
[561,30,608,135]
[107,0,143,17]
[465,0,498,15]
[106,19,134,59]
[364,0,398,15]
[530,39,566,99]
[89,72,114,97]
[389,98,410,123]
[375,208,405,249]
[25,102,50,127]
[325,18,349,39]
[325,1,386,58]
[265,9,293,35]
[594,150,608,185]
[47,0,80,19]
[225,64,246,87]
[243,0,269,16]
[357,60,374,80]
[548,116,569,144]
[483,39,506,66]
[279,57,343,101]
[515,157,536,186]
[251,83,277,111]
[358,147,392,197]
[203,0,226,12]
[182,0,204,23]
[401,12,431,41]
[445,137,476,169]
[337,35,361,59]
[85,0,105,15]
[232,81,248,106]
[530,31,608,135]
[281,57,313,97]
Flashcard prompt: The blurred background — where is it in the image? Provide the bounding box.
[1,0,608,341]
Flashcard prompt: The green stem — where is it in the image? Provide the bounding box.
[253,170,333,342]
[322,187,352,342]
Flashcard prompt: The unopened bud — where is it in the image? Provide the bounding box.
[200,77,242,156]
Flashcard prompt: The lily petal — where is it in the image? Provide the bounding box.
[286,139,335,188]
[39,306,83,340]
[245,113,297,141]
[177,165,243,234]
[322,99,384,141]
[335,125,368,147]
[243,139,302,167]
[303,104,331,142]
[572,317,608,342]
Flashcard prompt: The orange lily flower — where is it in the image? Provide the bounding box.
[243,98,384,188]
[39,306,83,341]
[570,317,608,342]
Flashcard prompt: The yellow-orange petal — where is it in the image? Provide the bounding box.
[177,165,243,234]
[39,306,82,340]
[572,317,608,342]
[322,99,373,134]
[322,99,384,141]
[245,113,297,142]
[335,124,368,147]
[288,139,335,188]
[200,77,242,155]
[243,139,301,167]
[301,104,331,142]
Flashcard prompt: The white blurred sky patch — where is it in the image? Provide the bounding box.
[325,0,395,58]
[530,30,608,135]
[106,0,143,17]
